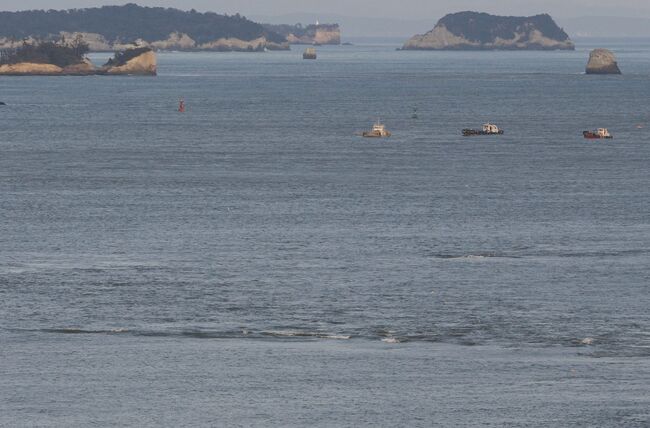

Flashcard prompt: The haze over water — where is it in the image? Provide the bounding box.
[1,39,649,426]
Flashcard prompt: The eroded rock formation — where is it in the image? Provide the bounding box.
[100,49,157,75]
[585,49,621,74]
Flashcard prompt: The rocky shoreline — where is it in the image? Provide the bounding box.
[0,34,288,53]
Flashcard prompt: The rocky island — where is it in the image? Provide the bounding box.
[0,4,289,52]
[0,40,157,76]
[402,11,574,51]
[263,23,341,45]
[100,47,157,75]
[585,49,621,74]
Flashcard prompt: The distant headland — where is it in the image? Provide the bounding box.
[0,4,291,52]
[402,12,574,51]
[263,23,341,45]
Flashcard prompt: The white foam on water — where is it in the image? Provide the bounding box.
[322,334,351,340]
[263,330,304,337]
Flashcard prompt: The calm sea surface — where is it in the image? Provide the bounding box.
[1,39,649,426]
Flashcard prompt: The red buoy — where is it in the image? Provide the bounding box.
[178,99,185,113]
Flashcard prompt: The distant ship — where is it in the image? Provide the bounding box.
[362,120,391,138]
[583,128,612,139]
[462,123,504,136]
[303,47,317,60]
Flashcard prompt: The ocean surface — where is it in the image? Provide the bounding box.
[1,39,649,426]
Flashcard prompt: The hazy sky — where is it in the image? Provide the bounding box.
[2,1,650,19]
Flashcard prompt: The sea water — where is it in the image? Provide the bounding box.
[1,39,649,426]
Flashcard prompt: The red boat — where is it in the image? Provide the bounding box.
[583,128,612,139]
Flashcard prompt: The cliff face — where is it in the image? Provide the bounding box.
[265,24,341,45]
[196,36,288,51]
[150,32,196,50]
[286,28,341,45]
[402,12,574,50]
[586,49,621,74]
[101,50,157,75]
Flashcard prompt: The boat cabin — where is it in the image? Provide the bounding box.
[362,120,392,137]
[373,122,387,134]
[482,123,500,134]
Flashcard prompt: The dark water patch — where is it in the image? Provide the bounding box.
[6,326,649,358]
[546,249,650,258]
[40,328,130,335]
[429,248,650,260]
[429,252,523,260]
[587,346,650,358]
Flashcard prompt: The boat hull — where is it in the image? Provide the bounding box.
[583,131,612,139]
[362,131,391,138]
[462,129,504,136]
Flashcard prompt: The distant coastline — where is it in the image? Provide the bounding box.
[0,4,342,52]
[263,23,341,45]
[0,4,288,52]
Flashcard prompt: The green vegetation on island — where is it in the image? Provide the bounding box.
[0,39,156,76]
[438,12,570,45]
[0,37,89,67]
[0,3,287,51]
[402,11,574,51]
[104,47,153,67]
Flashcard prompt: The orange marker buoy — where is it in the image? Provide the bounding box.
[178,99,185,113]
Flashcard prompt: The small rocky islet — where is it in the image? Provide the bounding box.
[0,42,157,76]
[585,48,622,74]
[402,11,574,50]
